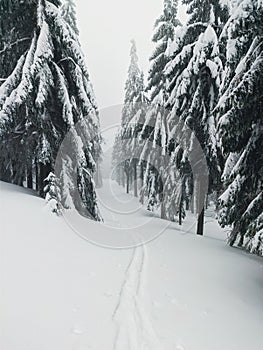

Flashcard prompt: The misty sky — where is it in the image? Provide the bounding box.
[75,0,188,121]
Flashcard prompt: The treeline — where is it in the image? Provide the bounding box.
[0,0,102,219]
[112,0,263,255]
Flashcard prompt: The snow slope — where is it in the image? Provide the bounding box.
[1,180,263,350]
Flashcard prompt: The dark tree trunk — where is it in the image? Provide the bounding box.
[16,164,25,187]
[39,162,51,198]
[130,171,133,190]
[191,180,195,213]
[185,197,190,211]
[133,160,138,197]
[179,199,183,226]
[237,233,244,247]
[140,163,144,189]
[206,194,209,210]
[228,227,239,247]
[196,177,206,236]
[139,164,145,204]
[195,180,199,215]
[126,174,129,194]
[12,162,17,185]
[160,173,166,220]
[35,162,39,191]
[0,163,11,183]
[19,176,24,187]
[179,176,186,225]
[197,207,205,235]
[27,166,33,189]
[215,190,221,213]
[125,169,129,194]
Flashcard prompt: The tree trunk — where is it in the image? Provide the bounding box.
[161,200,166,220]
[195,179,199,215]
[17,164,25,187]
[215,190,221,213]
[121,167,125,187]
[126,170,129,194]
[179,199,183,226]
[39,162,51,198]
[140,163,144,188]
[19,176,24,187]
[196,177,206,236]
[191,180,195,213]
[35,162,39,191]
[185,197,190,211]
[0,163,11,183]
[133,160,138,197]
[196,207,204,235]
[237,233,244,247]
[130,171,133,191]
[228,226,239,247]
[27,166,33,189]
[206,194,209,210]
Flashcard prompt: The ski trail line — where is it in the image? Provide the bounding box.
[112,243,162,350]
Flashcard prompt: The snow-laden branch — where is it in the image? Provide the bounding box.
[0,37,31,55]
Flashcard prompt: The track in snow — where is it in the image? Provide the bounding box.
[112,244,162,350]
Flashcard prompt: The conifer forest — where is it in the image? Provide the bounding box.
[1,1,263,349]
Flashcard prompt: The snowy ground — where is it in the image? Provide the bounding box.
[1,179,263,350]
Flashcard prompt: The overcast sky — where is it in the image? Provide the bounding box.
[75,0,187,119]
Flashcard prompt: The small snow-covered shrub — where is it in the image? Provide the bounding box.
[44,172,62,215]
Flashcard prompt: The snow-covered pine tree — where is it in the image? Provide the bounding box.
[112,40,146,196]
[61,0,79,35]
[139,101,168,212]
[122,72,147,197]
[121,40,144,127]
[148,0,181,100]
[165,0,228,234]
[112,132,124,185]
[44,171,62,214]
[216,0,263,255]
[139,0,180,216]
[0,0,39,184]
[0,0,102,220]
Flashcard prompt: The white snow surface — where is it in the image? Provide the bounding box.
[1,180,263,350]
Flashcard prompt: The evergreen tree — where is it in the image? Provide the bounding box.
[121,40,144,126]
[112,40,146,196]
[44,171,62,214]
[217,0,263,254]
[148,0,181,99]
[0,0,101,220]
[112,132,123,185]
[138,0,180,215]
[165,0,228,233]
[61,0,79,35]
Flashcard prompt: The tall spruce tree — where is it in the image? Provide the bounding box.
[112,40,146,195]
[138,0,180,215]
[148,0,181,99]
[165,0,228,234]
[0,0,101,220]
[217,0,263,254]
